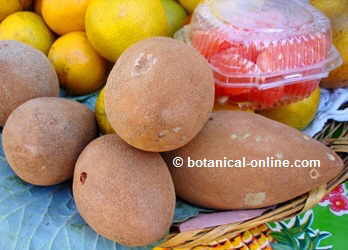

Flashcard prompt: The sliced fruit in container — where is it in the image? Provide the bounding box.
[183,0,341,109]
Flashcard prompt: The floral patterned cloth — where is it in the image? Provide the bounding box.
[269,182,348,250]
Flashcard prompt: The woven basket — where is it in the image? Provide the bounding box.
[157,121,348,249]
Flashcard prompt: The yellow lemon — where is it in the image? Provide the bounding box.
[321,24,348,88]
[96,88,115,134]
[161,0,188,36]
[48,32,108,95]
[20,0,33,9]
[41,0,89,35]
[0,11,54,54]
[34,0,43,15]
[0,0,21,22]
[258,87,321,130]
[310,0,348,18]
[178,0,202,13]
[85,0,168,62]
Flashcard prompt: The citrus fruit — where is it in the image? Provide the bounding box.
[322,64,348,88]
[0,11,54,54]
[85,0,168,62]
[214,99,254,112]
[48,32,108,95]
[161,0,188,36]
[95,88,115,134]
[321,28,348,88]
[191,31,233,60]
[258,87,320,130]
[41,0,89,35]
[212,53,258,97]
[0,0,22,22]
[20,0,32,9]
[285,80,319,98]
[34,0,43,15]
[310,0,348,18]
[211,53,259,75]
[178,0,202,13]
[256,32,330,73]
[256,32,329,98]
[228,86,285,109]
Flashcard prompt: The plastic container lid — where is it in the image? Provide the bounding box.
[194,0,326,40]
[189,0,342,89]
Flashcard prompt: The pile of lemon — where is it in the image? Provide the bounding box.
[0,0,324,133]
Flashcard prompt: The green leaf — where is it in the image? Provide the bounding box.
[299,233,311,250]
[317,232,332,242]
[294,216,301,228]
[310,232,331,249]
[300,213,314,231]
[271,242,295,250]
[278,221,290,232]
[271,232,298,247]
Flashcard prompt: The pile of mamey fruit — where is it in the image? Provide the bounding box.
[0,36,344,247]
[0,0,346,248]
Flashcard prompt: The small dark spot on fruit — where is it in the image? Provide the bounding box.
[80,172,87,184]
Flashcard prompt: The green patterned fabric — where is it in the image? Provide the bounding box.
[270,182,348,250]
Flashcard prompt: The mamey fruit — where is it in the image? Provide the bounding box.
[105,37,215,152]
[3,97,97,186]
[85,0,168,62]
[95,88,115,134]
[161,0,188,36]
[0,11,54,54]
[163,111,343,209]
[0,40,59,126]
[48,32,107,95]
[41,0,89,35]
[73,134,175,246]
[259,87,320,130]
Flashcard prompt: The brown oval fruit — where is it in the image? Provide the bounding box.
[163,111,343,210]
[73,134,175,246]
[0,40,59,126]
[105,37,214,152]
[3,97,97,186]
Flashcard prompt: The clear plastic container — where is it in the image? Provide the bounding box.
[184,0,342,109]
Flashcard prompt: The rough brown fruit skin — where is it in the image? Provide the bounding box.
[0,40,59,126]
[73,134,176,246]
[163,111,343,210]
[105,37,214,152]
[3,97,97,186]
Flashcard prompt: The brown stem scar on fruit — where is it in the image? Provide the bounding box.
[132,53,158,77]
[309,169,320,180]
[275,152,284,159]
[303,135,310,141]
[80,172,87,184]
[244,192,266,207]
[327,153,336,161]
